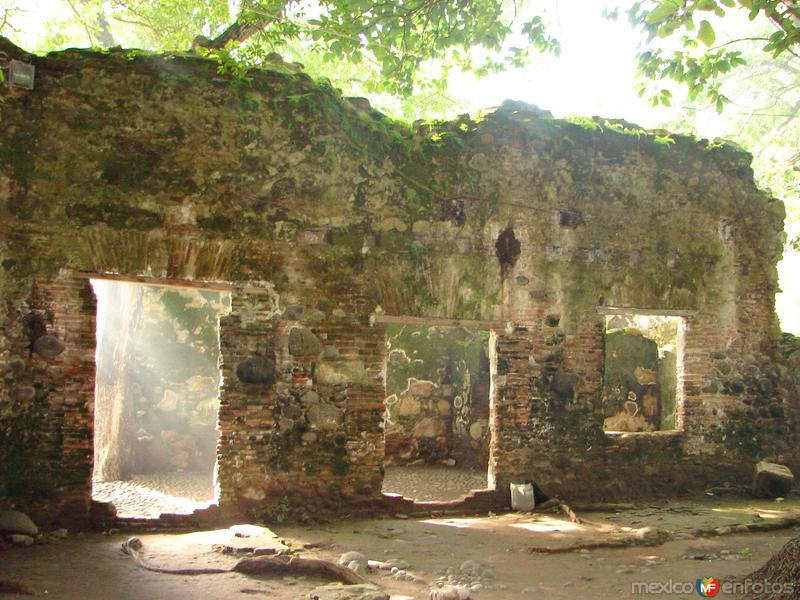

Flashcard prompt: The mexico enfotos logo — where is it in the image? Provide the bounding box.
[630,577,794,596]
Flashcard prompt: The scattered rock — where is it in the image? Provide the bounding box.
[459,560,483,576]
[0,511,38,536]
[633,526,667,543]
[752,461,794,498]
[236,357,276,385]
[306,583,388,600]
[288,327,323,356]
[32,335,65,360]
[429,584,470,600]
[348,560,368,576]
[8,534,34,546]
[338,551,367,569]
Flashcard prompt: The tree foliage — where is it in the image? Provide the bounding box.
[622,1,799,111]
[0,0,560,100]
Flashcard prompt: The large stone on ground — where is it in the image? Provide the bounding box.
[236,357,276,385]
[288,326,323,356]
[429,585,470,600]
[337,551,367,568]
[32,335,65,360]
[306,583,388,600]
[0,510,38,536]
[752,461,795,498]
[307,403,344,432]
[8,534,34,546]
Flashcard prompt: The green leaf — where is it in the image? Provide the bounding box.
[719,0,735,6]
[646,1,680,25]
[697,20,716,46]
[696,0,717,10]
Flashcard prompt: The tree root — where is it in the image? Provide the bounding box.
[529,539,640,553]
[536,498,583,524]
[121,537,367,585]
[529,514,800,554]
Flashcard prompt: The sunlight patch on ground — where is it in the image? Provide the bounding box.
[420,517,486,529]
[510,517,582,533]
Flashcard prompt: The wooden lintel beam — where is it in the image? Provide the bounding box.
[596,306,696,317]
[73,271,234,293]
[374,314,506,330]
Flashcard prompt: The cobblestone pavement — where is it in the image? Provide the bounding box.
[92,472,216,518]
[382,465,489,501]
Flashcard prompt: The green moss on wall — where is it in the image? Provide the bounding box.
[65,202,163,229]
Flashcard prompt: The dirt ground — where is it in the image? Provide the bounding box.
[1,496,799,599]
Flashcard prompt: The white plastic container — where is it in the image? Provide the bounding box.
[510,481,535,511]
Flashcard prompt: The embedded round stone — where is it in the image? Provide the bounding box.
[236,357,276,385]
[32,335,65,360]
[11,386,36,403]
[307,403,343,432]
[288,327,322,356]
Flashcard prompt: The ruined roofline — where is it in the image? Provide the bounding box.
[0,35,759,168]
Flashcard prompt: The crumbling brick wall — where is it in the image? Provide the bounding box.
[0,36,793,526]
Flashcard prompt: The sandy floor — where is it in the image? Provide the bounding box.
[91,466,487,518]
[1,496,799,599]
[381,466,488,501]
[92,472,216,518]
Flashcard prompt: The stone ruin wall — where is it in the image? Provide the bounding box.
[0,37,795,527]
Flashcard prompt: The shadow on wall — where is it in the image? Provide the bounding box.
[91,279,231,491]
[383,325,491,469]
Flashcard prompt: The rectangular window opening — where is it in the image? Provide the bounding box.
[380,324,496,501]
[602,313,686,434]
[90,278,231,518]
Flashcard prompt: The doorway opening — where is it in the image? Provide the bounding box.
[90,278,231,518]
[381,324,493,501]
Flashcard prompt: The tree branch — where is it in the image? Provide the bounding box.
[195,14,275,50]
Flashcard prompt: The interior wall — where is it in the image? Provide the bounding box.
[383,325,491,469]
